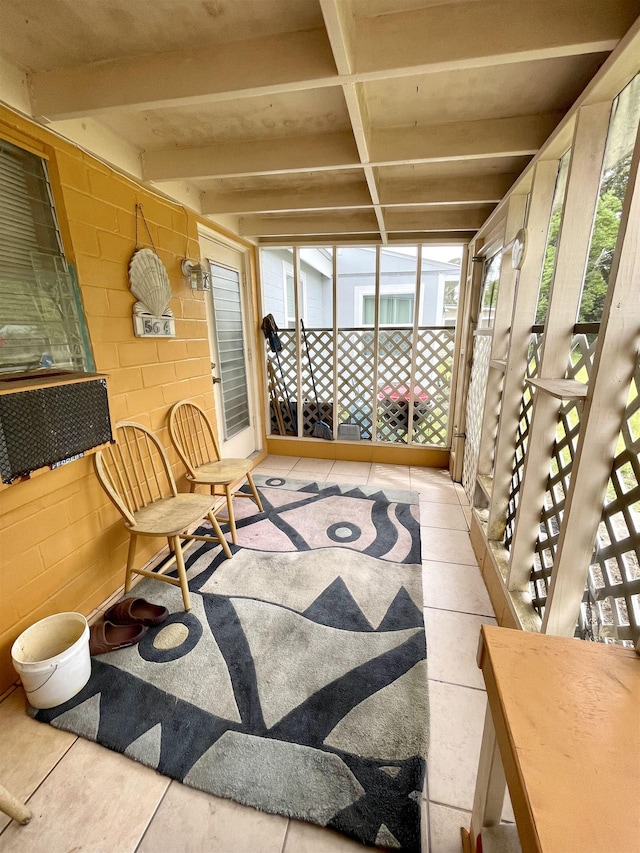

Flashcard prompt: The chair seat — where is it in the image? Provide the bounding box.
[189,458,252,485]
[128,493,221,536]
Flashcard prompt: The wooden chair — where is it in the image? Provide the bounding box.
[169,401,263,544]
[94,421,232,611]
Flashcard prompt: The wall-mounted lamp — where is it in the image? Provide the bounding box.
[181,258,211,291]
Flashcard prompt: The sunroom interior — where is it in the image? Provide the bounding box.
[0,2,639,852]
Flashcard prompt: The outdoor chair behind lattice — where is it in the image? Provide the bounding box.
[169,401,263,545]
[94,421,232,611]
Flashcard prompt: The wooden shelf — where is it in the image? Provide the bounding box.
[489,359,506,372]
[526,377,587,400]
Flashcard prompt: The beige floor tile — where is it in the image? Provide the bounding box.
[368,475,412,491]
[462,506,472,528]
[292,458,334,473]
[428,803,471,853]
[410,467,452,485]
[138,781,288,853]
[0,739,169,852]
[424,608,497,689]
[253,465,292,477]
[418,502,468,531]
[284,819,378,852]
[421,528,477,566]
[0,689,77,833]
[261,455,300,470]
[325,474,369,486]
[329,461,371,476]
[427,680,487,811]
[370,463,411,476]
[422,561,494,617]
[415,482,460,505]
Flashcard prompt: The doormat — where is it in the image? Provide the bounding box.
[32,477,428,851]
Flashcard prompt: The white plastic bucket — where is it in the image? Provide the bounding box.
[11,612,91,709]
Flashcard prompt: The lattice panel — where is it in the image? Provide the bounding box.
[269,330,298,435]
[503,333,544,550]
[376,329,413,444]
[272,326,457,445]
[337,329,375,439]
[300,329,334,435]
[578,354,640,646]
[462,333,493,501]
[530,332,599,617]
[413,328,456,447]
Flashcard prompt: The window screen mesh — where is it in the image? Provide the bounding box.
[0,139,92,374]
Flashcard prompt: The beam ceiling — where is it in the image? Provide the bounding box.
[3,0,638,243]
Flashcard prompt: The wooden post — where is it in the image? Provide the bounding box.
[507,102,612,591]
[543,119,640,635]
[447,242,470,454]
[468,705,508,849]
[477,193,527,487]
[480,159,557,539]
[450,237,486,483]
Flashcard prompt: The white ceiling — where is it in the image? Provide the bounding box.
[1,0,639,243]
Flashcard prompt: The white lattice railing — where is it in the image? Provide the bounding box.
[579,352,640,646]
[503,330,545,550]
[530,327,599,617]
[268,326,455,446]
[462,332,493,501]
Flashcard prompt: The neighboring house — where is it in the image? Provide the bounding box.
[261,246,460,329]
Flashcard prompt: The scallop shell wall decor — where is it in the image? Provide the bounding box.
[129,249,173,317]
[128,248,176,337]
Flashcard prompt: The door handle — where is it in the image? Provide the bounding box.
[212,375,222,384]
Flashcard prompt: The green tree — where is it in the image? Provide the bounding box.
[536,185,625,325]
[578,190,622,322]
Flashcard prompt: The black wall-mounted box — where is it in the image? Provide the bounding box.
[0,370,113,484]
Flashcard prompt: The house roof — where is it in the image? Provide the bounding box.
[1,0,638,244]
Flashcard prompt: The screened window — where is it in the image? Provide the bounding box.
[0,138,92,374]
[284,264,306,328]
[478,251,502,329]
[363,294,414,325]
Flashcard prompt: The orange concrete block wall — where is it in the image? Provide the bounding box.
[0,107,236,694]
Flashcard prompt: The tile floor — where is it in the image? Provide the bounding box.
[0,456,510,853]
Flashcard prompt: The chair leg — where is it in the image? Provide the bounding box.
[207,511,233,559]
[247,472,264,513]
[225,485,237,545]
[124,533,138,592]
[171,535,191,611]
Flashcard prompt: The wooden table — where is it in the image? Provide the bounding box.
[462,625,640,853]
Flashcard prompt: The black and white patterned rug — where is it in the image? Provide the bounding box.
[32,476,428,850]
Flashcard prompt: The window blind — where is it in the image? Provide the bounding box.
[0,138,91,373]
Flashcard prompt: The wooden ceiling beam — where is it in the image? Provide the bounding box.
[145,116,552,182]
[30,0,631,120]
[31,29,337,120]
[384,207,496,233]
[239,210,380,237]
[320,0,388,242]
[143,131,360,181]
[354,0,633,75]
[379,174,518,206]
[371,114,562,165]
[201,183,373,215]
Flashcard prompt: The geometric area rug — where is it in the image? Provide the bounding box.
[31,475,428,851]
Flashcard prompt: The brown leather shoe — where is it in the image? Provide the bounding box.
[104,597,169,627]
[89,621,147,655]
